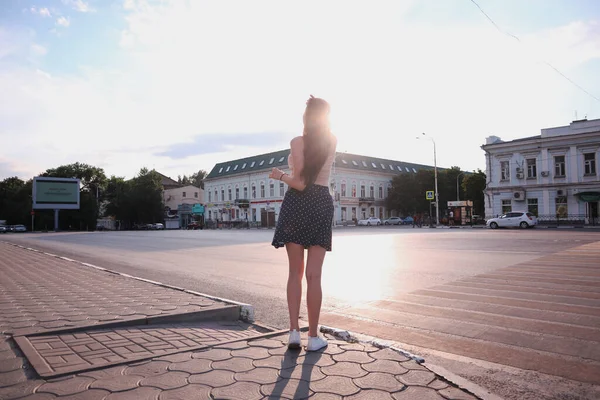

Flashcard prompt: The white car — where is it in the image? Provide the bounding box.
[152,223,165,230]
[383,217,403,225]
[358,217,381,226]
[486,212,537,229]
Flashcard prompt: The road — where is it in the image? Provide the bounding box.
[3,226,600,400]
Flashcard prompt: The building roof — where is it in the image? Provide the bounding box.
[481,135,541,149]
[156,171,181,189]
[205,149,438,180]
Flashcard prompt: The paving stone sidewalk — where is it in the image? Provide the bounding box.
[0,242,479,399]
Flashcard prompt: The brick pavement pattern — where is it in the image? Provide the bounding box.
[0,243,221,337]
[20,321,263,377]
[0,242,479,399]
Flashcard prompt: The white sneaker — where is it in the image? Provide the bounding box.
[306,335,328,352]
[288,329,301,349]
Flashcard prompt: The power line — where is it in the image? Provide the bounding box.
[468,0,600,103]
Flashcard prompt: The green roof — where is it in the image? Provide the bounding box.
[206,149,439,180]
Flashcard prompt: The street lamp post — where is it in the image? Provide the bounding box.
[418,133,439,226]
[456,171,465,201]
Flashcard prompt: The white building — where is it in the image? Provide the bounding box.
[482,118,600,224]
[204,149,435,226]
[163,184,204,211]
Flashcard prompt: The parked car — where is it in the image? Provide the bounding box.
[358,217,381,226]
[0,225,6,233]
[402,216,414,225]
[152,223,164,230]
[12,224,27,232]
[383,217,403,225]
[486,212,537,229]
[187,222,203,230]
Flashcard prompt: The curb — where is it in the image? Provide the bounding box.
[320,325,498,400]
[2,241,255,323]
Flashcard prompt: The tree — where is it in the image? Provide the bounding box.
[462,169,486,216]
[104,169,164,228]
[385,169,435,216]
[0,177,31,225]
[41,162,108,230]
[178,169,207,189]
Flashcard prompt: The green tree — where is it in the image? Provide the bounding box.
[178,169,207,189]
[104,169,164,228]
[0,177,32,225]
[40,162,108,230]
[462,169,486,216]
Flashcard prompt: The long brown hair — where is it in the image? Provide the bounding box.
[301,95,333,186]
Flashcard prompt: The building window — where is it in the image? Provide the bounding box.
[370,207,375,217]
[259,160,265,166]
[243,187,248,199]
[500,161,510,181]
[269,183,274,197]
[228,189,232,201]
[242,163,247,169]
[208,192,212,202]
[235,188,239,199]
[379,186,383,199]
[341,183,347,197]
[182,191,186,197]
[341,207,347,221]
[214,190,218,202]
[279,182,284,196]
[252,185,256,199]
[226,166,230,172]
[233,165,238,170]
[555,196,567,217]
[501,199,512,214]
[194,192,198,198]
[352,184,357,197]
[221,190,224,201]
[260,184,265,198]
[584,153,596,175]
[554,155,565,177]
[526,158,537,178]
[360,185,366,197]
[250,161,256,168]
[351,207,357,220]
[369,185,374,198]
[209,211,212,219]
[527,198,538,216]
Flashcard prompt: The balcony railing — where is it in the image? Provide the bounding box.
[358,196,375,203]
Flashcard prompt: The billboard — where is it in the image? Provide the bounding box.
[32,177,80,210]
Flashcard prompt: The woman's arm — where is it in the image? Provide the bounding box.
[268,137,307,191]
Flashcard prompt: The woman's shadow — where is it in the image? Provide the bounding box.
[267,348,323,400]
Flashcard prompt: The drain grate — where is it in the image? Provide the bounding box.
[15,320,267,378]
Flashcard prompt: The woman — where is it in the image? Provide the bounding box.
[269,95,337,352]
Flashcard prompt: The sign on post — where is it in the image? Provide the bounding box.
[426,190,434,200]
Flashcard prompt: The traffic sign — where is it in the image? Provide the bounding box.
[426,191,434,200]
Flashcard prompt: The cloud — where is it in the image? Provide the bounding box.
[155,133,289,159]
[1,1,599,182]
[62,0,95,13]
[30,7,52,17]
[30,44,47,57]
[56,16,70,27]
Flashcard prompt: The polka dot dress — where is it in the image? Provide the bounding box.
[272,184,334,251]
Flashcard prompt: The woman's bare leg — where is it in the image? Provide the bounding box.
[306,245,327,337]
[286,243,305,331]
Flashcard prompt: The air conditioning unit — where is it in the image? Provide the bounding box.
[516,172,524,179]
[557,189,564,196]
[541,171,549,177]
[516,167,523,173]
[513,191,526,201]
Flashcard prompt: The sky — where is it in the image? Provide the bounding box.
[1,0,599,181]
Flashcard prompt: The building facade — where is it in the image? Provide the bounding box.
[204,150,435,225]
[482,118,600,224]
[163,184,204,211]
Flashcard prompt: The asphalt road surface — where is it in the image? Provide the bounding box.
[4,226,600,400]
